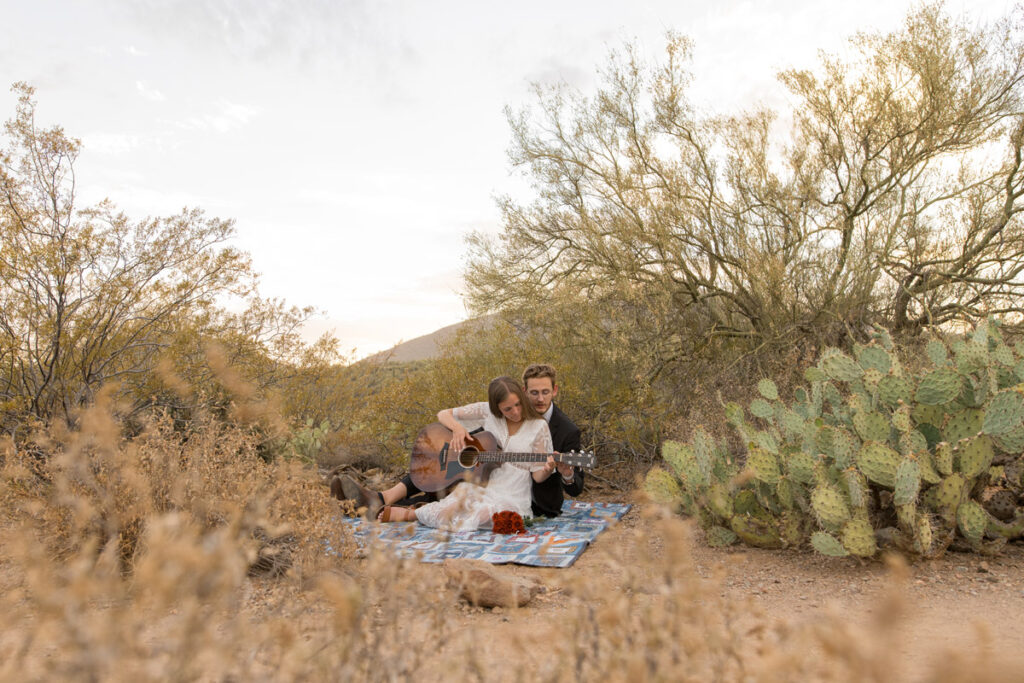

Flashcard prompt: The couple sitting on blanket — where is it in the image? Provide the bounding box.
[332,363,584,532]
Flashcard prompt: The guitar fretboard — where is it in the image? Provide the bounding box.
[469,452,592,466]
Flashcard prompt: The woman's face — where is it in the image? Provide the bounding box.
[497,393,523,423]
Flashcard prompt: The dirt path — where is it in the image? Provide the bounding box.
[423,491,1024,681]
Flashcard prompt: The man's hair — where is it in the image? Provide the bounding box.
[488,376,541,420]
[522,363,557,386]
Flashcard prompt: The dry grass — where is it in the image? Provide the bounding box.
[0,381,1018,681]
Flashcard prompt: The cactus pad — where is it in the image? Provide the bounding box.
[820,348,864,383]
[757,378,779,401]
[843,468,868,509]
[745,448,781,484]
[811,484,851,527]
[663,440,705,487]
[944,408,984,442]
[956,499,988,544]
[956,435,994,479]
[730,514,784,549]
[956,341,989,374]
[854,410,891,442]
[915,368,962,405]
[899,430,928,457]
[982,387,1024,436]
[862,368,884,392]
[892,406,912,432]
[926,339,948,367]
[914,513,934,555]
[856,441,901,487]
[785,449,816,485]
[842,516,878,557]
[857,345,892,374]
[705,525,739,547]
[878,374,914,407]
[811,531,849,557]
[993,343,1016,367]
[992,425,1024,454]
[934,442,954,476]
[894,458,922,506]
[644,468,683,505]
[929,473,966,519]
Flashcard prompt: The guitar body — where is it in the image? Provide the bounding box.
[409,422,503,493]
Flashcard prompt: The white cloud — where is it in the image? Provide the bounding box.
[81,132,144,155]
[136,80,165,101]
[125,45,148,57]
[176,99,260,132]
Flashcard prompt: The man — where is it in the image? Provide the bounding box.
[331,362,585,519]
[522,363,585,517]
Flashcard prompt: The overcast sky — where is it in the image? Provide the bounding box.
[1,0,1015,358]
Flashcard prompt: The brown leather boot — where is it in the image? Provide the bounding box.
[339,475,384,521]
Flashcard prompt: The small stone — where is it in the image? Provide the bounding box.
[444,559,541,608]
[978,562,991,573]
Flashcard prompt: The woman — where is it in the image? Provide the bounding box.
[379,376,556,531]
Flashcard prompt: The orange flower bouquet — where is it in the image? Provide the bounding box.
[491,510,526,534]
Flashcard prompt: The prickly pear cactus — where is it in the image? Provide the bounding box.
[647,318,1024,560]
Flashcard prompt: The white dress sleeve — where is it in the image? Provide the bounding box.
[451,401,491,432]
[518,419,553,472]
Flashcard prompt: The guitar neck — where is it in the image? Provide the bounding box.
[475,452,568,464]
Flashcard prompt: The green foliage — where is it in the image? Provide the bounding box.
[0,84,342,437]
[646,319,1024,560]
[467,4,1024,393]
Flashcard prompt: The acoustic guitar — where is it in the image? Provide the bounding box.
[408,422,596,493]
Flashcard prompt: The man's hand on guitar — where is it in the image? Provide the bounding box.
[532,455,556,482]
[556,458,574,480]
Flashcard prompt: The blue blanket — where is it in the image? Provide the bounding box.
[338,501,631,568]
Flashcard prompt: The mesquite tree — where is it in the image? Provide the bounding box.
[468,5,1024,380]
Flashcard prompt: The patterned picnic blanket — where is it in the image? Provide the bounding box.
[337,501,631,568]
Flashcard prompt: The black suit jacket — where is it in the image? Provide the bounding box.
[531,404,585,517]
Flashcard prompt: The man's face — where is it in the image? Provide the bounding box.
[525,377,558,415]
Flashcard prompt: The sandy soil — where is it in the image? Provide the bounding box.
[411,480,1024,681]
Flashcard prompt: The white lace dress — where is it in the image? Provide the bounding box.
[414,402,553,531]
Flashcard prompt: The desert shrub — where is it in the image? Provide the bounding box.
[647,319,1024,559]
[332,313,666,469]
[468,4,1024,394]
[0,83,342,441]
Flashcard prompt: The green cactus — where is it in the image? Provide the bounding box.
[957,500,989,544]
[878,374,914,407]
[926,339,948,367]
[820,348,864,383]
[945,408,983,442]
[705,526,739,547]
[853,410,891,442]
[857,441,901,488]
[811,484,851,528]
[841,515,878,557]
[757,378,779,401]
[894,458,922,506]
[811,531,849,557]
[656,319,1024,561]
[916,368,962,405]
[857,344,892,374]
[746,448,781,484]
[645,468,683,505]
[957,435,994,479]
[934,442,954,476]
[842,468,869,509]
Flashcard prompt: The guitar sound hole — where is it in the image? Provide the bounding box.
[458,448,479,468]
